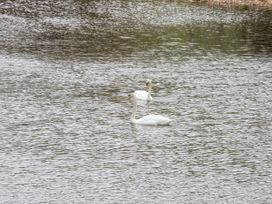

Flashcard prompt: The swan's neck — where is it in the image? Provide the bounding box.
[147,84,152,100]
[130,98,137,122]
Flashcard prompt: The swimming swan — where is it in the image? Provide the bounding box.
[129,93,172,126]
[134,79,153,101]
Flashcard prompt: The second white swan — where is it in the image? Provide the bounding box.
[134,79,153,101]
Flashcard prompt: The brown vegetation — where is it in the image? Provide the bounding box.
[190,0,272,9]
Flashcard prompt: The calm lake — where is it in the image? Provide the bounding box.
[0,0,272,203]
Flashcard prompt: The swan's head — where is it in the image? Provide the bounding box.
[145,79,152,87]
[128,93,134,102]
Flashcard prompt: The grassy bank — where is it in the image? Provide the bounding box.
[191,0,272,9]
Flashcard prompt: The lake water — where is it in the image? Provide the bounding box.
[0,0,272,203]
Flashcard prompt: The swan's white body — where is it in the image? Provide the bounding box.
[134,79,153,101]
[131,114,172,126]
[129,93,172,126]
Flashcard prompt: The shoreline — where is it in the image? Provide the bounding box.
[190,0,272,9]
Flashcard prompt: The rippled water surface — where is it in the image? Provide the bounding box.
[0,0,272,203]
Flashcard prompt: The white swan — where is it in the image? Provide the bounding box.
[134,79,153,101]
[129,93,172,126]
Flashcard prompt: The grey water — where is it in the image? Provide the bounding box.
[0,0,272,203]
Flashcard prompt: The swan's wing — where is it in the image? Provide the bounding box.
[136,114,172,126]
[135,115,157,125]
[151,114,172,125]
[134,90,148,100]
